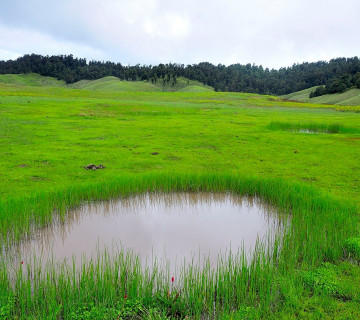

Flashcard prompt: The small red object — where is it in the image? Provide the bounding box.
[171,276,175,283]
[21,261,24,265]
[124,294,127,299]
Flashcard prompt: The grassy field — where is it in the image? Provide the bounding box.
[283,87,360,106]
[0,75,360,319]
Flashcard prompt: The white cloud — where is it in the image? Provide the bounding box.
[0,24,105,61]
[0,49,21,61]
[143,14,190,39]
[0,0,359,68]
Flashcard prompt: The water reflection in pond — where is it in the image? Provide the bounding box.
[11,192,287,269]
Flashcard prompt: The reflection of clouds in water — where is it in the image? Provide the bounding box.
[6,192,289,270]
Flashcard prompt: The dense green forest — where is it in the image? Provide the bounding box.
[1,54,360,95]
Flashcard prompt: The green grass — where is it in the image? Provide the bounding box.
[267,121,360,134]
[70,76,162,92]
[177,85,213,92]
[344,237,360,260]
[0,73,213,93]
[0,73,67,87]
[71,76,213,92]
[156,77,214,92]
[283,87,360,106]
[0,80,360,318]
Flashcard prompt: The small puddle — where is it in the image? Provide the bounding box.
[7,192,287,270]
[298,129,321,134]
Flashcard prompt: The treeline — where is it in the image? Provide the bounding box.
[1,54,360,95]
[310,73,360,98]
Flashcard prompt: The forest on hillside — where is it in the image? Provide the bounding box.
[1,54,360,95]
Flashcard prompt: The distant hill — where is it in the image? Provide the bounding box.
[70,76,161,92]
[283,87,360,106]
[71,76,213,92]
[1,54,360,95]
[156,77,213,92]
[0,73,66,87]
[178,85,213,92]
[0,73,213,92]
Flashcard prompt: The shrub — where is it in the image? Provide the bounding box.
[302,263,351,300]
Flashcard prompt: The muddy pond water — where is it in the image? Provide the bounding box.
[11,192,287,270]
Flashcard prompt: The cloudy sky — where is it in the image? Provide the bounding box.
[0,0,359,69]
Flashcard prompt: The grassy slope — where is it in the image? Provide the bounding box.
[70,76,162,92]
[0,73,213,92]
[0,73,66,87]
[283,87,360,106]
[71,76,213,92]
[0,82,360,319]
[156,76,213,92]
[178,85,213,92]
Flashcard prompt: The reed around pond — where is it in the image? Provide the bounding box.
[1,172,358,319]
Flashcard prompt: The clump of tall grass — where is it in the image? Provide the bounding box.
[267,121,359,134]
[344,237,360,260]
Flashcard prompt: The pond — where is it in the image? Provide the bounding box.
[10,192,287,270]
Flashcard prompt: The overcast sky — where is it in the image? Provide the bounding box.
[0,0,359,69]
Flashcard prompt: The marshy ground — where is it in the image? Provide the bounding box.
[0,78,360,319]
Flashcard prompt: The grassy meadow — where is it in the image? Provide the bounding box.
[0,75,360,319]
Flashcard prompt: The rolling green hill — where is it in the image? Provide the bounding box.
[155,77,214,92]
[177,85,213,92]
[71,76,214,92]
[70,76,161,92]
[0,73,66,87]
[0,73,214,92]
[283,87,360,106]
